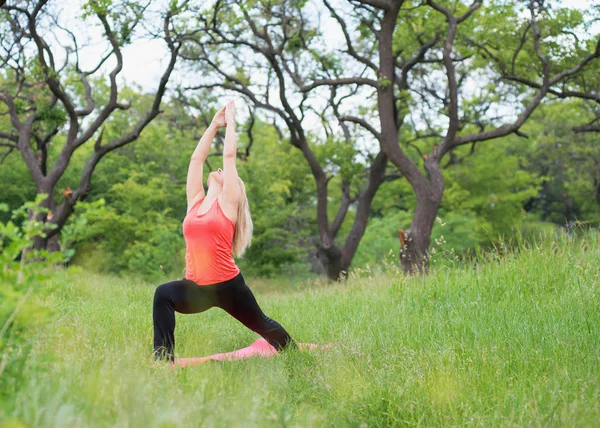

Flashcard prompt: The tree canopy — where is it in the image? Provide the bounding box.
[1,0,599,280]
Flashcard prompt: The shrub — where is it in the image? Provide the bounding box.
[0,195,67,409]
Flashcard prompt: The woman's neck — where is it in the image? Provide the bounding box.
[206,186,222,199]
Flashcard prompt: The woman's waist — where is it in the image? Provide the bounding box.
[185,245,235,261]
[186,246,238,268]
[185,267,241,287]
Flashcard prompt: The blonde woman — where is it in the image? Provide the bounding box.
[153,100,297,363]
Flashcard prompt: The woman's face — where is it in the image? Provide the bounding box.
[208,168,224,188]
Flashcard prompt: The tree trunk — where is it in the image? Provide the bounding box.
[46,234,61,252]
[316,245,344,281]
[32,233,61,252]
[400,193,441,274]
[375,3,442,275]
[400,155,444,274]
[30,191,63,253]
[339,152,388,275]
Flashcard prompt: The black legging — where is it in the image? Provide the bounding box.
[153,271,297,362]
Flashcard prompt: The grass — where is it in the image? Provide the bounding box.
[2,232,600,427]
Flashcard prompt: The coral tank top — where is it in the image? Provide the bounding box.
[182,197,240,285]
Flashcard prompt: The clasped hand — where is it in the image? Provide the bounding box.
[211,100,235,129]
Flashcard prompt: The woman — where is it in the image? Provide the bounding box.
[152,100,297,363]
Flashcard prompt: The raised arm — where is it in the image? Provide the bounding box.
[221,101,242,210]
[186,106,226,213]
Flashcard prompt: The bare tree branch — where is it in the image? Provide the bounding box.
[426,0,482,157]
[0,92,23,131]
[0,132,18,144]
[349,0,392,11]
[398,36,441,90]
[434,0,600,157]
[25,0,80,144]
[323,0,378,72]
[301,77,378,92]
[574,123,600,133]
[331,181,352,238]
[340,115,381,140]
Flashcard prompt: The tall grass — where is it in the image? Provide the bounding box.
[2,231,599,427]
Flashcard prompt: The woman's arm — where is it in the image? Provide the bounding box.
[186,106,226,212]
[221,101,241,209]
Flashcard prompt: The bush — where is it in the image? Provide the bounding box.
[0,195,67,410]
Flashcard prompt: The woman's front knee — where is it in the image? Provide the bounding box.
[153,283,172,304]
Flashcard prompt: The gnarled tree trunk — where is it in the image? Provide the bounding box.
[399,185,443,274]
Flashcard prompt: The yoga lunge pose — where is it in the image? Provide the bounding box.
[152,100,297,363]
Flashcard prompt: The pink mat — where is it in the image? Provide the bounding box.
[173,338,330,368]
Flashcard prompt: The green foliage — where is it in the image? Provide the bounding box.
[353,210,413,269]
[518,101,600,225]
[314,138,363,184]
[3,0,600,280]
[0,156,37,226]
[82,1,146,45]
[67,171,186,281]
[55,107,316,279]
[0,195,67,407]
[236,123,315,277]
[468,0,599,81]
[440,140,541,243]
[59,199,114,263]
[395,1,445,63]
[352,133,543,269]
[82,0,113,17]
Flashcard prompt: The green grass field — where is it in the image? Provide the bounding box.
[4,234,600,427]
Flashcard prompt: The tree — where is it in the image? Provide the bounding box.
[454,0,600,224]
[315,0,600,273]
[0,0,182,252]
[180,0,395,280]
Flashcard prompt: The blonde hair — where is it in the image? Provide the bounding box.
[232,177,253,257]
